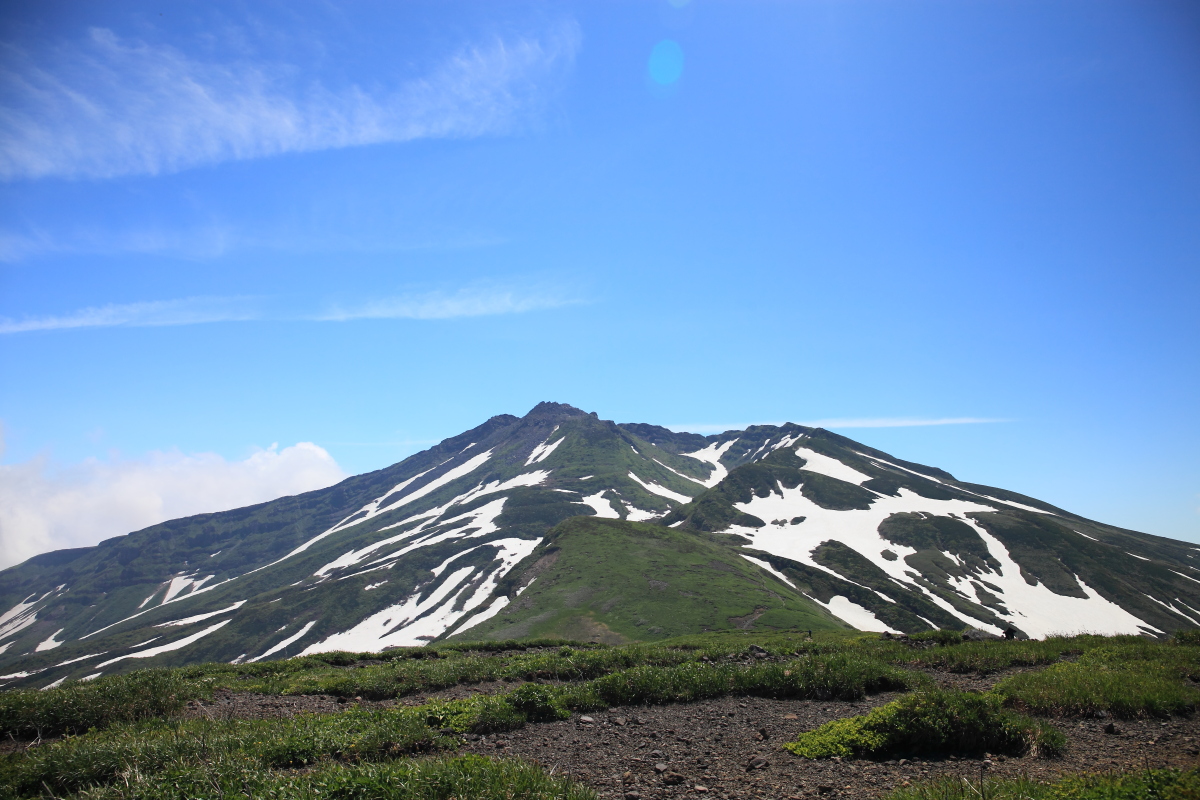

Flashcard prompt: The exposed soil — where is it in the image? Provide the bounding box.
[9,665,1200,798]
[460,694,1200,800]
[177,668,1200,798]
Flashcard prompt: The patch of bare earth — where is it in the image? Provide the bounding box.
[462,694,1200,800]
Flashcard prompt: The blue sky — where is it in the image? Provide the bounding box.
[1,0,1197,564]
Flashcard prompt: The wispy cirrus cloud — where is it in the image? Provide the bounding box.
[318,284,578,321]
[800,417,1008,428]
[0,283,578,334]
[670,418,1007,434]
[0,23,579,181]
[0,296,260,334]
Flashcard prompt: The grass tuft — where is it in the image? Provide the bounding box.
[0,669,198,738]
[886,767,1200,800]
[784,689,1065,760]
[994,661,1200,718]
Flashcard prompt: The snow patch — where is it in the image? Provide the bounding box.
[34,629,65,652]
[301,537,541,653]
[0,591,52,641]
[96,620,232,668]
[741,555,797,589]
[581,492,620,519]
[793,448,872,486]
[154,601,245,628]
[679,440,737,487]
[526,430,564,465]
[248,620,318,663]
[628,472,692,504]
[818,595,900,634]
[724,482,1156,637]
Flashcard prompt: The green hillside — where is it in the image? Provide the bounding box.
[443,517,846,643]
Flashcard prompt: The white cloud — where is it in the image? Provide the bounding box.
[669,418,1006,434]
[0,441,347,570]
[0,296,258,334]
[0,23,579,181]
[0,283,576,334]
[799,417,1008,428]
[320,283,578,321]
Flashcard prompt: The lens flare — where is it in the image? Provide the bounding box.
[648,39,684,85]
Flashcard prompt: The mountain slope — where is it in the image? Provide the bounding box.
[2,403,1198,690]
[662,428,1200,638]
[442,516,845,643]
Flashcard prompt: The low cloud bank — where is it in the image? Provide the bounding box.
[0,442,347,570]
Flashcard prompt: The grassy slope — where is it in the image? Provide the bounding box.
[443,517,847,643]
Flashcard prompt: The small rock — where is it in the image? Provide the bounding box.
[614,717,627,726]
[655,763,669,773]
[580,716,595,724]
[783,713,798,720]
[694,786,709,793]
[625,793,642,800]
[622,771,633,782]
[651,750,664,758]
[745,756,769,771]
[817,787,835,796]
[663,773,685,786]
[898,759,908,766]
[1104,723,1122,735]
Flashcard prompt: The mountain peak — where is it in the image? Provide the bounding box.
[522,401,594,422]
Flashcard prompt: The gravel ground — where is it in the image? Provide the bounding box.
[12,665,1200,798]
[178,668,1200,799]
[460,694,1200,800]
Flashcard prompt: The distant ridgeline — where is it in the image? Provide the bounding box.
[3,402,1198,688]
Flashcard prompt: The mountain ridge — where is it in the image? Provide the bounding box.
[2,402,1198,689]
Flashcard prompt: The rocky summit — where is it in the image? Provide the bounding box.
[2,402,1198,688]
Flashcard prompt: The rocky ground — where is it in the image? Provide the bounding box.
[174,668,1200,799]
[458,692,1200,800]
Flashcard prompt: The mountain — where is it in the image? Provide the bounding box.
[2,402,1198,688]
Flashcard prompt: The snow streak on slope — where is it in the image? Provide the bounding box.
[316,468,550,579]
[0,589,61,642]
[727,469,1160,637]
[269,451,496,570]
[96,619,232,668]
[301,537,541,653]
[679,440,736,487]
[855,451,1056,515]
[248,621,318,663]
[741,555,797,589]
[161,574,214,604]
[155,601,246,628]
[821,596,900,634]
[34,629,65,651]
[526,429,563,465]
[628,472,693,504]
[794,448,872,485]
[581,492,619,518]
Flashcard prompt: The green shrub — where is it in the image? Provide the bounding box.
[507,683,570,722]
[0,669,199,738]
[1173,629,1200,647]
[906,630,964,646]
[2,706,457,797]
[784,689,1065,760]
[2,754,595,800]
[995,661,1200,718]
[886,767,1200,800]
